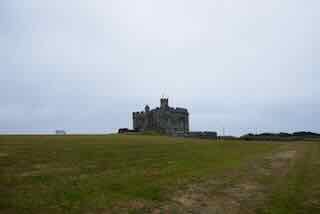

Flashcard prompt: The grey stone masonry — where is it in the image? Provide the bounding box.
[133,98,189,135]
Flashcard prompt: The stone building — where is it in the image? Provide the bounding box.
[133,98,189,135]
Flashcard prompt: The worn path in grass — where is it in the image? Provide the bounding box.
[147,142,320,214]
[0,135,319,214]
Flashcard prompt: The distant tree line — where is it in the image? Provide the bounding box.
[241,131,320,141]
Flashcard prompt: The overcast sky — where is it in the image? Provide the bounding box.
[1,0,319,136]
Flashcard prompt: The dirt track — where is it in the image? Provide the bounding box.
[150,145,301,214]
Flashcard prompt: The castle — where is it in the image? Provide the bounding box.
[133,98,189,135]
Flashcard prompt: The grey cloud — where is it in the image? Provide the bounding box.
[1,0,319,135]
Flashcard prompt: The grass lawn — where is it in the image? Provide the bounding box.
[256,143,320,214]
[0,135,319,213]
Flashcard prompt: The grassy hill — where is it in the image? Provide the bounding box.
[0,135,319,213]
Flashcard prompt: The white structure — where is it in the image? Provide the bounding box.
[55,130,66,135]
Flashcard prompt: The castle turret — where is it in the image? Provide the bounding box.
[160,98,169,109]
[145,105,150,112]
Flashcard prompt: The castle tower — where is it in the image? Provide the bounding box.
[160,98,169,109]
[133,97,189,135]
[145,105,150,112]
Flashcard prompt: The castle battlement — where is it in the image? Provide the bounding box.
[133,98,189,135]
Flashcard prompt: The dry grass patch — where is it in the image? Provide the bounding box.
[0,152,8,157]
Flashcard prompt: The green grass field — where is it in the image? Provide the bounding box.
[0,135,319,213]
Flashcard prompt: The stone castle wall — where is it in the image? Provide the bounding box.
[133,99,189,134]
